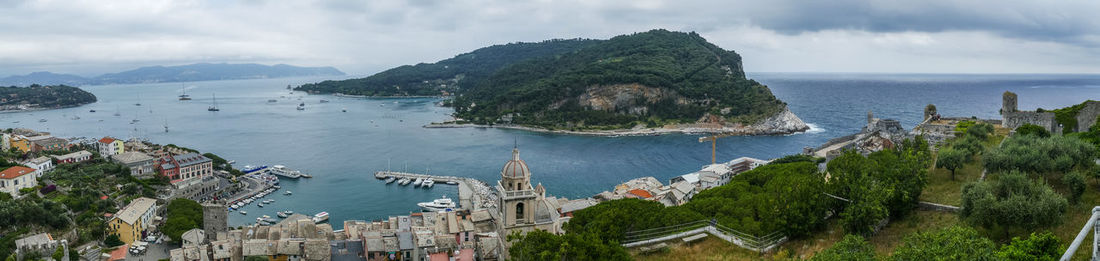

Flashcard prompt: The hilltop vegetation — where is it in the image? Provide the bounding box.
[0,63,345,86]
[296,39,599,96]
[299,29,798,131]
[0,84,97,110]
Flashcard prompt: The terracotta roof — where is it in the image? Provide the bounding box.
[0,166,36,179]
[98,137,116,144]
[627,189,653,199]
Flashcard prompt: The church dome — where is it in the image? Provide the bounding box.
[501,148,530,179]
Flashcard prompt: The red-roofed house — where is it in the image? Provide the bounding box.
[0,166,38,196]
[625,189,654,199]
[97,137,124,159]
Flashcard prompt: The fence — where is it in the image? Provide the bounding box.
[621,219,788,253]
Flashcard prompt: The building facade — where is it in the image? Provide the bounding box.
[160,153,213,183]
[495,148,562,237]
[112,151,156,176]
[22,156,53,178]
[109,197,158,244]
[0,166,37,197]
[52,150,92,164]
[98,137,125,158]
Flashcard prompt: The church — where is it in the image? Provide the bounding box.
[495,147,564,236]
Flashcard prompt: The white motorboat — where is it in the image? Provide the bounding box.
[385,177,396,184]
[312,212,330,224]
[277,212,288,218]
[239,210,247,215]
[270,165,303,178]
[422,179,434,188]
[417,195,457,212]
[413,178,423,186]
[285,190,292,195]
[446,181,459,185]
[397,178,411,186]
[258,203,264,208]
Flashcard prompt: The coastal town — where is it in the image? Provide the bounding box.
[3,91,1097,261]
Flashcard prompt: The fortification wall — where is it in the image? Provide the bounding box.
[1075,101,1100,132]
[1004,111,1061,133]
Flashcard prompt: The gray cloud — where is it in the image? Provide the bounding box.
[0,0,1098,76]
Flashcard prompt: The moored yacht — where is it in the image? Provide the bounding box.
[422,178,434,188]
[312,212,330,224]
[418,195,457,212]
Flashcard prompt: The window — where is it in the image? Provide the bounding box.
[515,202,524,221]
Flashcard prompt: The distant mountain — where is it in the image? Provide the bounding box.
[94,63,345,84]
[0,63,345,86]
[0,72,88,87]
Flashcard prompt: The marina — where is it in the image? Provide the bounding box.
[374,171,497,210]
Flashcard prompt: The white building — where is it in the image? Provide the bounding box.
[22,156,53,178]
[0,166,38,197]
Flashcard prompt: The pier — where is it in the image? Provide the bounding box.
[374,171,498,210]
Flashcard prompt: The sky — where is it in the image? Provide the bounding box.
[2,0,1100,77]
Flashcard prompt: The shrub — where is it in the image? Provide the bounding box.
[890,226,997,260]
[960,172,1068,231]
[811,234,876,261]
[1063,171,1086,204]
[1016,124,1051,138]
[104,234,124,247]
[996,232,1063,261]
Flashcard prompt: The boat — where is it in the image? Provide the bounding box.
[296,102,305,111]
[312,212,330,224]
[342,108,347,112]
[446,181,458,185]
[269,165,303,178]
[284,210,294,215]
[413,178,423,186]
[71,116,80,120]
[239,210,247,215]
[385,177,396,184]
[417,195,457,212]
[397,178,411,186]
[208,93,220,111]
[285,190,292,195]
[267,99,277,103]
[38,119,47,122]
[277,212,288,218]
[89,109,96,112]
[319,99,330,103]
[179,84,192,100]
[257,203,264,207]
[422,178,435,188]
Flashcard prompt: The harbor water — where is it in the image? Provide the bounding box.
[2,73,1098,228]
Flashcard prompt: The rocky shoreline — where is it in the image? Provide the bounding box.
[425,107,810,137]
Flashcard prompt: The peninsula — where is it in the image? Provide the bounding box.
[301,29,809,135]
[0,84,97,111]
[0,63,345,86]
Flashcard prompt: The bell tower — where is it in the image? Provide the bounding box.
[498,147,537,229]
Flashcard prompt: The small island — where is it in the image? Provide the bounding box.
[0,84,97,111]
[299,29,809,135]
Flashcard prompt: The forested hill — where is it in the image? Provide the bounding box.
[453,29,789,130]
[0,84,97,110]
[295,39,600,96]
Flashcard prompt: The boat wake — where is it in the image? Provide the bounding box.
[804,123,825,134]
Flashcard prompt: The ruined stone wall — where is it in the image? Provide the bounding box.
[1003,111,1061,133]
[1075,101,1100,132]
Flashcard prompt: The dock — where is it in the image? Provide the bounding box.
[374,171,498,210]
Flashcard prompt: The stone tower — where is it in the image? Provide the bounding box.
[1002,91,1018,115]
[498,147,537,229]
[202,202,228,242]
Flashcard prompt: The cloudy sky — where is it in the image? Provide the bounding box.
[2,0,1100,76]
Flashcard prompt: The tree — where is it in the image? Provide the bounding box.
[952,135,984,157]
[507,230,630,261]
[244,256,268,261]
[104,234,124,247]
[889,226,997,260]
[52,245,65,261]
[1015,124,1051,138]
[1063,171,1086,204]
[996,232,1062,261]
[162,198,203,243]
[984,135,1096,174]
[936,147,966,180]
[811,234,876,261]
[960,172,1068,234]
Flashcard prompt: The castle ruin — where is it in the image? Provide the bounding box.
[1000,91,1062,134]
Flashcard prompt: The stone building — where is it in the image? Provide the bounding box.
[1000,91,1062,133]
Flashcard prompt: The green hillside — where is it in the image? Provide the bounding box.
[454,29,786,129]
[295,39,600,96]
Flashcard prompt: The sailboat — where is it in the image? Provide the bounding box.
[208,93,220,111]
[179,84,192,100]
[164,119,169,132]
[135,93,142,106]
[113,105,121,116]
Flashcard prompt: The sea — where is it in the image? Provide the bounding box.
[2,73,1098,228]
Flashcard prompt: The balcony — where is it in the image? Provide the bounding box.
[497,181,536,200]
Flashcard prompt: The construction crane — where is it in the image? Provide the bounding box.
[698,133,737,164]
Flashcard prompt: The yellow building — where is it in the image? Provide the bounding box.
[11,136,30,153]
[109,197,158,244]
